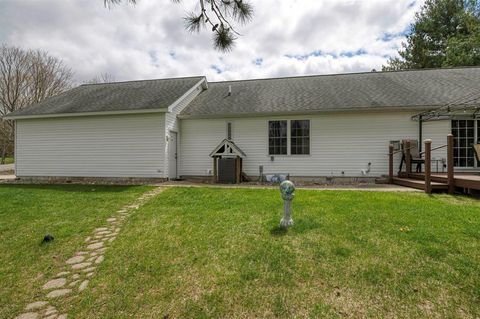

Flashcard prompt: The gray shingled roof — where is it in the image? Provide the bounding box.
[7,76,204,118]
[180,67,480,118]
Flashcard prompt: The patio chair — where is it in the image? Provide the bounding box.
[398,139,425,173]
[473,144,480,163]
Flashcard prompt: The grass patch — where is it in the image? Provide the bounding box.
[61,188,480,318]
[0,184,151,318]
[1,157,14,164]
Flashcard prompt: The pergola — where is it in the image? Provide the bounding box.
[411,92,480,151]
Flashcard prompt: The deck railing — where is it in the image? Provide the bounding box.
[388,134,455,194]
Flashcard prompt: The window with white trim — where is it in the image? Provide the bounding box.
[268,120,287,155]
[291,120,310,155]
[268,120,310,155]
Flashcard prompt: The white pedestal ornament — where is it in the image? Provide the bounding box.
[279,180,295,228]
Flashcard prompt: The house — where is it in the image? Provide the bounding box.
[4,67,480,184]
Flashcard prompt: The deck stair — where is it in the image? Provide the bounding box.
[392,177,449,191]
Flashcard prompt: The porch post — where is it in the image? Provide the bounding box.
[388,144,394,183]
[424,139,432,194]
[213,157,218,183]
[447,134,455,194]
[405,140,411,177]
[235,157,241,184]
[418,115,423,153]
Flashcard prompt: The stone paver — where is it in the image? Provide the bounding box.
[82,267,96,273]
[71,262,91,270]
[42,278,66,290]
[55,271,70,277]
[44,306,57,316]
[25,301,48,311]
[76,251,89,256]
[46,289,71,298]
[78,280,89,292]
[13,187,165,319]
[66,255,85,264]
[87,242,104,250]
[15,312,38,319]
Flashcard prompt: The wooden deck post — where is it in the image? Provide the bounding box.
[235,157,241,184]
[447,134,455,194]
[405,140,411,177]
[388,144,394,183]
[213,157,217,183]
[424,139,432,194]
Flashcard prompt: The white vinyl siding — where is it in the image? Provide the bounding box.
[16,113,165,178]
[179,111,450,177]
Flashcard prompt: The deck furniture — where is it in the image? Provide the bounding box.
[473,144,480,164]
[398,140,425,173]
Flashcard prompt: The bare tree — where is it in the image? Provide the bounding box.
[84,72,116,84]
[0,44,73,164]
[103,0,253,52]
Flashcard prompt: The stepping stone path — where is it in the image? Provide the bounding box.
[42,278,66,290]
[14,187,165,319]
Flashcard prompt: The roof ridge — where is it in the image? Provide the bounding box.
[208,66,480,84]
[80,75,205,86]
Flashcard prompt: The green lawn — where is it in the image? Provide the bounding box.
[1,157,14,164]
[2,186,480,318]
[0,184,151,319]
[67,188,479,318]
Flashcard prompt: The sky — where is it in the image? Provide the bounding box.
[0,0,423,84]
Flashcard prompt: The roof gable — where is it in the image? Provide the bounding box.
[210,139,246,158]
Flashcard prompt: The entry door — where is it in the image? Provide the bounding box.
[168,132,178,179]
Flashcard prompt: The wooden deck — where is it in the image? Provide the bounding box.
[392,177,448,191]
[393,172,480,192]
[388,135,480,194]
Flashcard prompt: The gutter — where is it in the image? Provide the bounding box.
[4,108,169,120]
[177,105,442,120]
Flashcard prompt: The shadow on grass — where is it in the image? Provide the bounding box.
[270,218,321,237]
[270,226,288,237]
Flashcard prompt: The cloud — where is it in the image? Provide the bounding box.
[0,0,424,84]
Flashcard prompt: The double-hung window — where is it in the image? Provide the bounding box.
[291,120,310,155]
[268,120,310,155]
[268,120,288,155]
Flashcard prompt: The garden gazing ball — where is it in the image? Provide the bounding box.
[279,180,295,228]
[280,180,295,201]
